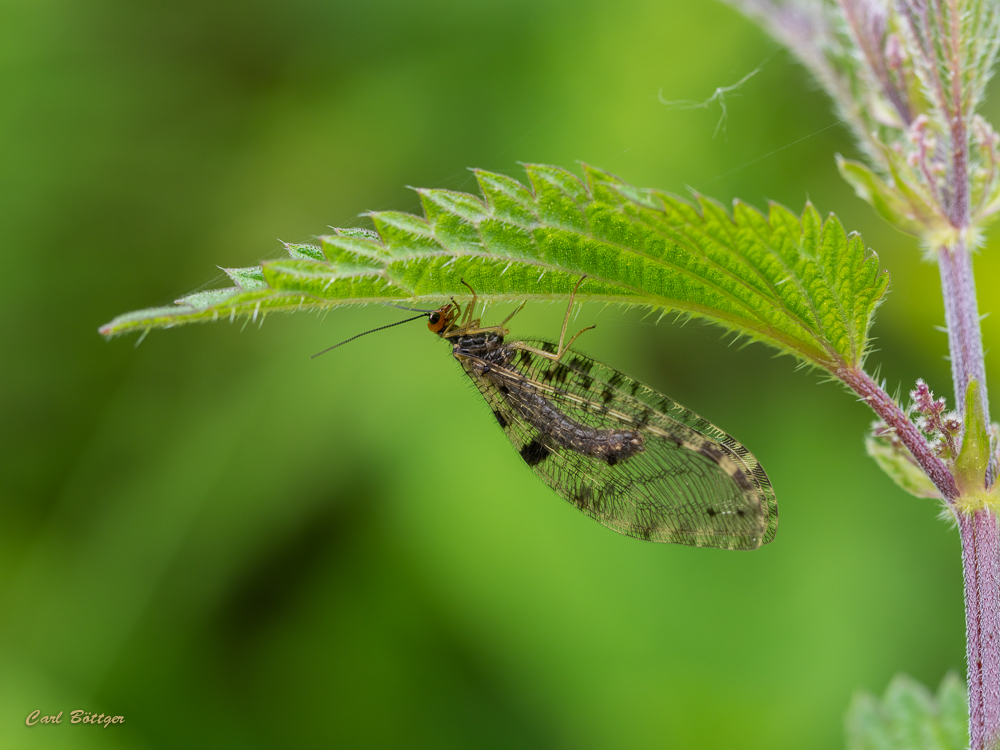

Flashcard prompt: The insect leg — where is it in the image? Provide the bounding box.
[556,323,596,357]
[513,329,595,363]
[523,275,594,362]
[459,278,479,329]
[500,301,527,327]
[555,276,589,348]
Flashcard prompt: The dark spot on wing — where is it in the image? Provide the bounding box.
[707,508,717,517]
[518,349,533,368]
[499,384,510,395]
[572,485,593,509]
[541,341,557,354]
[699,444,726,462]
[520,438,551,467]
[493,410,508,429]
[601,388,615,405]
[551,363,570,385]
[736,509,746,518]
[562,355,592,389]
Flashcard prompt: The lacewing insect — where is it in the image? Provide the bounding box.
[320,278,778,550]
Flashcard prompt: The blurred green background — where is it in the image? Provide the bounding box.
[3,0,998,747]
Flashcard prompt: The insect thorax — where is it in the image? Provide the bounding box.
[451,332,513,372]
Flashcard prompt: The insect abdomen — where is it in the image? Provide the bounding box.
[457,337,645,465]
[501,383,644,464]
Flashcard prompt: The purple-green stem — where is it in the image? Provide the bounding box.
[940,241,990,419]
[941,234,997,750]
[959,509,1000,750]
[942,47,998,740]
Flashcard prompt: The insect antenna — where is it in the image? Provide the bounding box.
[310,313,430,359]
[383,303,437,313]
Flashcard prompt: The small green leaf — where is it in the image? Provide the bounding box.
[845,673,969,750]
[836,152,959,248]
[838,156,929,237]
[865,433,941,499]
[100,165,889,373]
[956,379,990,495]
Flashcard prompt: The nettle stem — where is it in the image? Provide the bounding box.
[960,508,1000,750]
[941,235,997,749]
[940,238,990,421]
[940,72,999,744]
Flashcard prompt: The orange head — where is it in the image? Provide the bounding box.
[427,303,459,336]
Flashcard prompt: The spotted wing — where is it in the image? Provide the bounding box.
[457,339,776,550]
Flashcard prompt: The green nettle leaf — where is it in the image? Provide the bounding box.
[845,673,969,750]
[100,164,889,372]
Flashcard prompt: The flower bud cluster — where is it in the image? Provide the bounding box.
[908,378,962,460]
